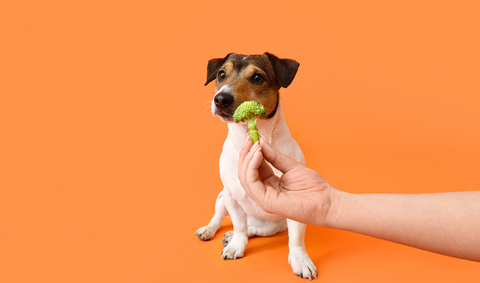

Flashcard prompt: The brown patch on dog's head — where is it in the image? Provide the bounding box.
[206,53,299,120]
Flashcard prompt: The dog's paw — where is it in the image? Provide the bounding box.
[221,240,246,260]
[196,226,216,241]
[222,231,233,247]
[289,247,318,280]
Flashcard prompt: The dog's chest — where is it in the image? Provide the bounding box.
[219,139,285,221]
[230,177,284,221]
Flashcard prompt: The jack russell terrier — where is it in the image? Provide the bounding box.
[196,53,318,280]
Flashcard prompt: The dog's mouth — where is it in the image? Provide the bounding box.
[217,112,234,122]
[213,108,235,122]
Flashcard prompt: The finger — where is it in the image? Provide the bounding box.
[238,134,253,176]
[260,136,301,173]
[244,147,268,203]
[241,136,273,180]
[246,145,263,181]
[260,135,270,145]
[239,141,261,190]
[257,156,275,181]
[240,143,262,200]
[255,137,276,182]
[246,149,284,214]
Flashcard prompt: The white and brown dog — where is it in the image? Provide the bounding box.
[196,53,317,280]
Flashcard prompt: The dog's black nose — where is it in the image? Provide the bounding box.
[214,93,234,109]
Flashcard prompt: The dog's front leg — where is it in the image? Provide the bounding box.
[287,219,318,280]
[222,192,248,260]
[196,190,228,241]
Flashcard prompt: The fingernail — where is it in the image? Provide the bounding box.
[254,147,262,157]
[253,141,260,150]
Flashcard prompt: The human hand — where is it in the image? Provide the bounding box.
[241,136,480,262]
[238,136,336,227]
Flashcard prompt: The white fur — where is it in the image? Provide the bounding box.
[211,84,233,121]
[216,84,231,95]
[197,101,317,279]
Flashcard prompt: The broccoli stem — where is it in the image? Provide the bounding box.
[246,116,259,143]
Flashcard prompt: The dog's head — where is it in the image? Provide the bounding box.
[205,53,299,122]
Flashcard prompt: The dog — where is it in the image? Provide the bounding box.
[196,53,317,280]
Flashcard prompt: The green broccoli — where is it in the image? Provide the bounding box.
[233,101,266,143]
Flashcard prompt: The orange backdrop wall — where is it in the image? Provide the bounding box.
[1,0,479,282]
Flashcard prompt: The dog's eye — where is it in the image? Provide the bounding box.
[251,73,264,85]
[217,70,226,82]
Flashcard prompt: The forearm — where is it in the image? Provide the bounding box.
[325,189,480,261]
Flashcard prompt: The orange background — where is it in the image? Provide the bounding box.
[1,0,479,282]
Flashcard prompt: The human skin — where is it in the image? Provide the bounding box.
[238,136,480,262]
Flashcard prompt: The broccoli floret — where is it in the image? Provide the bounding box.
[233,101,266,143]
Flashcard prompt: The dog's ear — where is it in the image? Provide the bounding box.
[264,52,300,88]
[204,53,232,86]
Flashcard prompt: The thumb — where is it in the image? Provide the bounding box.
[260,136,301,173]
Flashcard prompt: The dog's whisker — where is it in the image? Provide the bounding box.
[203,99,214,114]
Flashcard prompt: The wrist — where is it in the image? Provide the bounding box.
[323,186,352,229]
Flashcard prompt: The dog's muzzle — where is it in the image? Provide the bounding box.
[213,92,235,121]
